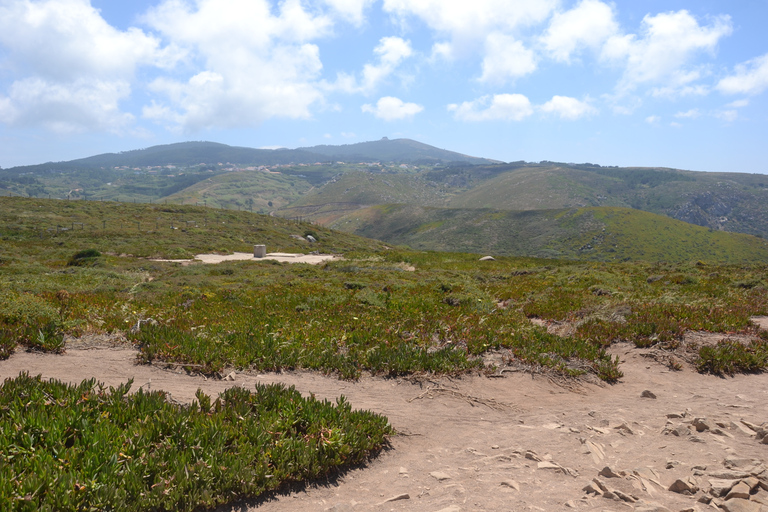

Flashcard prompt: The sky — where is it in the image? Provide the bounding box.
[1,0,767,172]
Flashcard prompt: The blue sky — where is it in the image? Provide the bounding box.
[1,0,767,172]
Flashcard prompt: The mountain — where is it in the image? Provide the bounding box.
[325,204,768,263]
[297,138,497,165]
[2,139,496,174]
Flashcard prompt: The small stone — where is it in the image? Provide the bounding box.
[725,458,759,470]
[525,451,542,462]
[709,470,753,480]
[613,490,637,503]
[744,477,760,491]
[479,256,496,261]
[667,413,685,419]
[537,461,562,470]
[690,435,706,443]
[382,493,410,503]
[725,481,752,501]
[500,480,520,491]
[599,466,624,478]
[491,445,500,449]
[434,506,461,512]
[692,417,713,432]
[582,482,603,496]
[430,471,452,481]
[665,460,682,470]
[641,390,657,399]
[669,476,699,494]
[564,500,577,508]
[672,425,691,437]
[615,422,635,435]
[399,467,408,475]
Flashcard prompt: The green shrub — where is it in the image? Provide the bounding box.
[0,373,393,512]
[67,249,102,267]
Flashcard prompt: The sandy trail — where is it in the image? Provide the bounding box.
[152,252,338,265]
[2,342,768,512]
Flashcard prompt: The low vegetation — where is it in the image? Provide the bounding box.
[1,197,768,509]
[0,373,392,511]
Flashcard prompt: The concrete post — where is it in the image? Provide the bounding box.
[254,245,266,258]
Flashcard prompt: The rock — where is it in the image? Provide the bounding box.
[479,256,495,261]
[726,458,760,470]
[633,501,672,512]
[583,482,603,496]
[613,490,637,503]
[665,460,682,470]
[744,477,761,491]
[670,425,691,437]
[430,471,452,481]
[713,428,736,438]
[599,466,624,478]
[325,504,354,512]
[564,500,577,508]
[615,422,636,435]
[382,493,410,503]
[690,435,706,443]
[709,470,753,480]
[709,478,740,497]
[525,451,542,462]
[669,476,699,494]
[537,461,561,470]
[224,371,236,381]
[399,467,408,475]
[306,235,317,243]
[641,390,657,399]
[693,417,713,432]
[719,498,766,512]
[500,480,520,491]
[435,506,462,512]
[726,481,752,500]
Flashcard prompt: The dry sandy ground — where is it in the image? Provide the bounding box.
[3,336,768,512]
[152,252,338,265]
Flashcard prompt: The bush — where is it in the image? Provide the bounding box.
[67,249,102,267]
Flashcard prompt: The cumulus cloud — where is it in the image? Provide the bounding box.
[142,0,333,131]
[322,0,374,26]
[0,0,170,132]
[479,34,537,84]
[601,10,732,96]
[717,53,768,96]
[645,115,661,124]
[675,109,701,118]
[541,0,619,63]
[326,36,414,94]
[383,0,556,40]
[448,94,533,122]
[362,96,423,120]
[540,96,597,120]
[0,77,134,133]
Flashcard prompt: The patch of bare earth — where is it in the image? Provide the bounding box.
[2,321,768,511]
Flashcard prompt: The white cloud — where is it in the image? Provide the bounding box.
[479,34,537,84]
[645,115,661,124]
[540,96,597,120]
[143,0,332,131]
[674,109,701,119]
[726,99,749,108]
[430,41,454,62]
[541,0,619,63]
[0,0,170,132]
[717,53,768,96]
[715,109,738,122]
[322,0,374,26]
[0,77,134,133]
[383,0,557,40]
[601,10,732,96]
[362,96,423,120]
[326,36,414,94]
[448,94,533,121]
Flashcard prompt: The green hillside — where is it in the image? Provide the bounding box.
[329,204,768,263]
[299,137,497,164]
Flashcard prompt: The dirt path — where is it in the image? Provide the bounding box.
[151,252,338,265]
[2,344,768,511]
